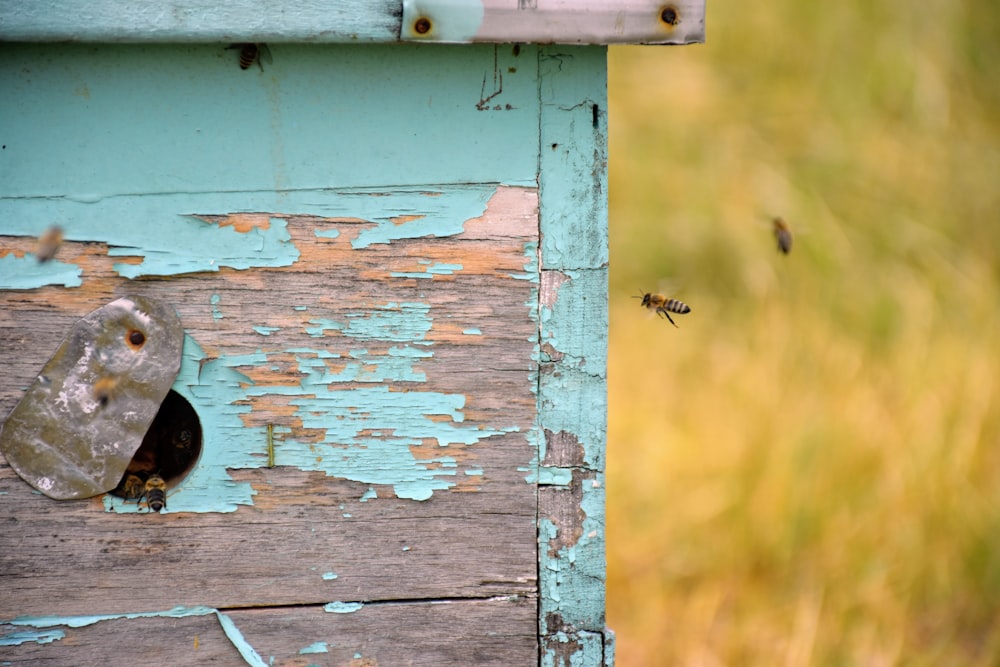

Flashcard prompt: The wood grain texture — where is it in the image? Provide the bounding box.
[0,596,537,666]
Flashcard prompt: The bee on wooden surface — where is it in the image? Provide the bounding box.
[634,290,691,328]
[772,217,793,255]
[92,376,119,407]
[227,43,272,71]
[144,474,167,513]
[115,472,146,502]
[36,225,64,263]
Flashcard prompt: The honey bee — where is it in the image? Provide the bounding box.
[92,376,119,407]
[634,290,691,328]
[228,43,272,71]
[36,225,64,263]
[144,474,167,513]
[773,217,793,254]
[115,472,146,501]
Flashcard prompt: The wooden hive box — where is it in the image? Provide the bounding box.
[0,2,704,665]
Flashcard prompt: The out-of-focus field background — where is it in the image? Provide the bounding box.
[606,2,1000,665]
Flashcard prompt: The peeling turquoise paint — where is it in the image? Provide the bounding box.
[253,326,280,336]
[536,466,573,486]
[508,240,540,281]
[5,605,264,666]
[314,228,340,239]
[109,217,299,278]
[462,328,482,335]
[390,261,464,279]
[0,629,64,646]
[542,630,606,667]
[535,46,611,666]
[306,302,432,342]
[0,254,81,289]
[322,572,338,580]
[0,185,505,287]
[298,642,329,654]
[539,474,607,635]
[464,468,483,476]
[103,307,513,510]
[210,293,223,321]
[324,602,363,614]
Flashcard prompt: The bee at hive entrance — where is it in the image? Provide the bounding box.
[110,389,202,513]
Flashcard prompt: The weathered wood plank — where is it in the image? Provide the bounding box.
[0,596,537,666]
[0,186,539,620]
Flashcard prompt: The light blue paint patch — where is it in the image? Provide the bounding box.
[216,611,269,667]
[299,642,329,654]
[390,262,464,279]
[507,240,539,281]
[210,293,223,321]
[462,328,482,335]
[465,468,483,476]
[307,302,432,342]
[351,187,494,248]
[253,326,280,336]
[360,487,377,501]
[539,268,607,378]
[0,254,81,289]
[0,629,65,646]
[107,217,299,278]
[8,605,218,629]
[294,305,308,311]
[314,228,340,239]
[402,545,410,552]
[324,602,363,614]
[294,347,426,384]
[322,572,338,580]
[538,367,606,472]
[537,466,573,486]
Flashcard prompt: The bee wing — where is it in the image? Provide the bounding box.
[258,43,274,65]
[0,296,184,499]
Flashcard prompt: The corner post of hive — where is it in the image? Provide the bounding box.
[536,43,613,667]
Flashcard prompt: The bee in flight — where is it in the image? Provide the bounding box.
[634,290,691,328]
[36,225,64,263]
[227,43,273,71]
[144,474,168,513]
[772,217,793,255]
[92,376,119,408]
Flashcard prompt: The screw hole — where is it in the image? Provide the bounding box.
[660,6,679,26]
[126,329,146,349]
[414,17,432,34]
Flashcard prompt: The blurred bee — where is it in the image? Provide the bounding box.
[115,472,146,502]
[36,225,64,263]
[92,376,119,407]
[227,43,272,71]
[145,474,167,513]
[773,217,793,255]
[634,290,691,328]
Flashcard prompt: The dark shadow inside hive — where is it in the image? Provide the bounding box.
[109,389,202,498]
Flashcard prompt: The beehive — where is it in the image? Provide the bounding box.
[0,2,705,664]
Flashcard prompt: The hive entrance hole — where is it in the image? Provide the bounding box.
[110,390,202,499]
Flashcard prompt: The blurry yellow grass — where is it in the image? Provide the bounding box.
[607,2,1000,664]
